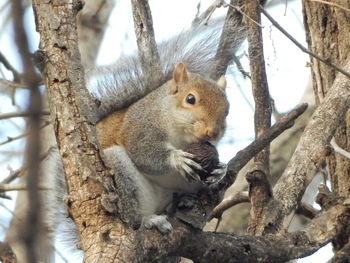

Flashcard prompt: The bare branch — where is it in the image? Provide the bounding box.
[331,138,350,160]
[243,0,272,235]
[0,110,49,120]
[0,79,26,89]
[0,51,20,81]
[209,191,249,220]
[139,204,350,262]
[0,183,51,192]
[246,169,272,235]
[259,5,350,79]
[259,59,350,233]
[296,203,319,219]
[245,0,272,169]
[192,0,224,26]
[131,0,164,89]
[210,0,246,80]
[220,103,308,189]
[32,1,139,261]
[1,167,25,184]
[225,1,263,27]
[0,121,50,147]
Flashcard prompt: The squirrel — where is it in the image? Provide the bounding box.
[96,62,229,232]
[73,22,245,232]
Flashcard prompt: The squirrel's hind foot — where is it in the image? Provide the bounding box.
[143,214,173,233]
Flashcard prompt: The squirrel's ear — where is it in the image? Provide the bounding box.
[171,62,188,94]
[217,76,227,91]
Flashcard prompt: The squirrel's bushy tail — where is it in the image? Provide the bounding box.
[87,21,245,119]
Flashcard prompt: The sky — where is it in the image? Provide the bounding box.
[0,0,334,262]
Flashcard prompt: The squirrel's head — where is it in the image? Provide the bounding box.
[169,62,229,144]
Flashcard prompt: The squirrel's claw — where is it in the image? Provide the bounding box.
[205,162,227,184]
[170,150,203,182]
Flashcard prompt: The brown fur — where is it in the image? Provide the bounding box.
[96,108,127,149]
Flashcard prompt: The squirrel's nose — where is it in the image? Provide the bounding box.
[206,127,218,139]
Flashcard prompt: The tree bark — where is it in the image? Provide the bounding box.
[303,0,350,252]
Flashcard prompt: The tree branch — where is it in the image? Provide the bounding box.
[221,103,308,189]
[244,0,272,235]
[138,204,350,262]
[210,0,246,80]
[0,51,20,81]
[32,0,138,261]
[209,191,249,220]
[0,121,50,147]
[0,183,51,192]
[0,111,49,120]
[192,0,224,26]
[259,5,350,79]
[259,58,350,234]
[131,0,164,89]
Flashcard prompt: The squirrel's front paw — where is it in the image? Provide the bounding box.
[204,162,227,184]
[169,150,203,182]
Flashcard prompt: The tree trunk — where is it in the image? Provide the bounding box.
[302,0,350,250]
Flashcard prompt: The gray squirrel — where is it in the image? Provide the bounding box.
[82,24,244,233]
[58,25,243,235]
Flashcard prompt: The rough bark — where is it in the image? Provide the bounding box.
[5,1,115,262]
[257,59,350,234]
[243,0,272,236]
[31,1,137,262]
[303,0,350,252]
[303,0,350,198]
[131,0,164,90]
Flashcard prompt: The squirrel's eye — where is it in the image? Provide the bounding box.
[186,94,196,105]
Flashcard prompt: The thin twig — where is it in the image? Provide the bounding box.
[1,167,26,184]
[192,0,224,26]
[210,191,249,220]
[0,183,51,192]
[0,51,20,81]
[0,121,50,147]
[296,203,319,219]
[259,5,350,79]
[330,138,350,159]
[1,147,55,184]
[309,0,350,13]
[0,110,50,120]
[0,79,26,89]
[224,2,262,27]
